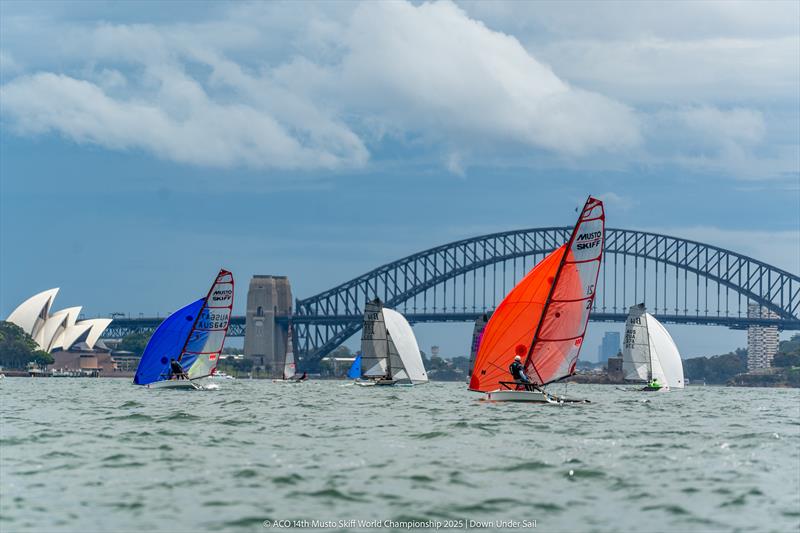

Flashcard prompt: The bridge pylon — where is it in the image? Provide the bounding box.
[244,275,292,377]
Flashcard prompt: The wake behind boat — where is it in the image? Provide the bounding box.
[622,303,685,391]
[469,196,605,403]
[133,269,234,390]
[354,299,428,386]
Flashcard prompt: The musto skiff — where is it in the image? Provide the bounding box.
[353,299,428,387]
[622,303,685,392]
[469,196,605,403]
[133,269,234,390]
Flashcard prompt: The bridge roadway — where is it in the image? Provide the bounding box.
[101,312,799,340]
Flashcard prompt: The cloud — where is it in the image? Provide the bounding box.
[596,192,635,211]
[533,37,800,105]
[0,1,640,171]
[0,0,796,179]
[1,72,368,170]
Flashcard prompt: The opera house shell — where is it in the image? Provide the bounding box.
[5,288,112,353]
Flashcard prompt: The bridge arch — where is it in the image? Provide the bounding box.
[294,227,799,360]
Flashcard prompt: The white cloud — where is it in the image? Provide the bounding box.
[0,1,640,171]
[0,0,796,178]
[533,37,800,105]
[1,72,368,170]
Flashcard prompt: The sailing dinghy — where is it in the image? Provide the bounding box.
[622,304,684,391]
[133,269,234,390]
[356,299,428,386]
[273,325,307,383]
[469,197,605,403]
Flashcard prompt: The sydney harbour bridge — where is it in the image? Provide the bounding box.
[104,227,800,363]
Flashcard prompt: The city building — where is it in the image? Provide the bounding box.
[5,288,112,353]
[747,303,780,371]
[597,331,621,363]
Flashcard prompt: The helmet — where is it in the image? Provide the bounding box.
[514,355,522,361]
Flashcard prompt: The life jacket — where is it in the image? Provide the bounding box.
[509,361,525,380]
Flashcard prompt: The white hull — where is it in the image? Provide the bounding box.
[145,379,202,390]
[272,379,306,384]
[482,389,590,403]
[484,390,555,403]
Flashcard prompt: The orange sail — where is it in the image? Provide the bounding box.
[469,197,605,392]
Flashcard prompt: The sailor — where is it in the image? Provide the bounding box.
[646,377,661,390]
[169,358,186,380]
[509,355,531,389]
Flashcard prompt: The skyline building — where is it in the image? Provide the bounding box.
[747,303,779,371]
[597,331,621,363]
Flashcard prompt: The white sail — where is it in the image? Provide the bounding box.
[646,313,685,389]
[622,304,651,381]
[361,300,389,378]
[185,270,234,380]
[386,330,407,381]
[383,308,428,384]
[283,326,296,379]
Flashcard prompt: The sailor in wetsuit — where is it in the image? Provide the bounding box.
[169,358,186,380]
[509,355,532,390]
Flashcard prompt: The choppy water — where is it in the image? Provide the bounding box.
[1,379,798,533]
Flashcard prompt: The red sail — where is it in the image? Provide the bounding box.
[469,197,605,391]
[468,246,564,392]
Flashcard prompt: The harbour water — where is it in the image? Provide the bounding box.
[1,379,798,532]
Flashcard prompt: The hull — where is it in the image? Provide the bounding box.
[484,390,555,403]
[354,379,396,387]
[482,389,590,403]
[144,379,201,390]
[272,379,306,384]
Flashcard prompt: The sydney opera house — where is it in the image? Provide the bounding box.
[5,289,115,374]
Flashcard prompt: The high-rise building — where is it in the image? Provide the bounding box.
[747,303,779,371]
[598,331,621,363]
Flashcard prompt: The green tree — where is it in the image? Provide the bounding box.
[684,348,747,384]
[773,334,800,368]
[0,321,52,369]
[118,331,152,356]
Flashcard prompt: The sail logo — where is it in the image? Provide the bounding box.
[575,231,602,250]
[211,289,232,302]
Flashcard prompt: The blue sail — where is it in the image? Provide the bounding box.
[347,355,362,379]
[133,298,205,385]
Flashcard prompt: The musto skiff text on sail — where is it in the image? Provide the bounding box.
[263,519,537,529]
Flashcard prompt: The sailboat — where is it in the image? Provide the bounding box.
[469,197,605,403]
[133,269,234,389]
[273,325,307,383]
[622,303,684,391]
[356,299,428,386]
[467,313,489,381]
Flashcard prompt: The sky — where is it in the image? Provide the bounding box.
[1,0,798,359]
